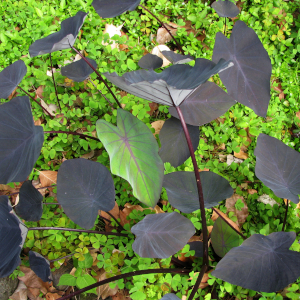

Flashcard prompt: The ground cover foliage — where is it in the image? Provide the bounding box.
[0,0,300,299]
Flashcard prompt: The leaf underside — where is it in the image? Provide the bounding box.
[188,241,203,258]
[160,294,181,300]
[162,51,194,65]
[212,0,240,18]
[29,251,52,282]
[138,53,163,70]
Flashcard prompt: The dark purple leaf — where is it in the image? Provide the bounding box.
[57,158,115,229]
[169,82,236,126]
[0,96,44,184]
[163,171,233,213]
[211,217,240,257]
[188,241,203,258]
[254,133,300,203]
[159,117,199,168]
[61,58,97,82]
[212,21,271,117]
[138,54,163,70]
[212,232,300,292]
[92,0,140,18]
[29,11,88,57]
[162,51,194,64]
[211,0,240,18]
[161,294,181,300]
[29,251,52,282]
[0,60,27,99]
[131,212,195,258]
[15,181,43,222]
[0,196,27,278]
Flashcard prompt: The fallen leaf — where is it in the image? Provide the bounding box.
[248,189,257,195]
[156,26,177,44]
[234,150,248,160]
[151,45,171,67]
[45,293,62,300]
[97,271,118,299]
[257,194,278,207]
[151,120,165,136]
[225,194,249,226]
[9,281,28,300]
[100,202,120,232]
[147,102,159,116]
[39,171,58,187]
[211,208,240,232]
[36,86,45,99]
[8,86,18,100]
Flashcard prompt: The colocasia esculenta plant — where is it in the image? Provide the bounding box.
[0,0,299,299]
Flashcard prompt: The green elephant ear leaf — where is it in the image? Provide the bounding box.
[96,109,164,207]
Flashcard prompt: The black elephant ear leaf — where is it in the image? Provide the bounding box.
[61,58,97,82]
[170,82,236,126]
[163,171,233,213]
[212,0,240,18]
[57,158,115,229]
[159,117,199,168]
[29,11,88,57]
[254,134,300,203]
[161,294,181,300]
[0,96,44,184]
[161,51,194,65]
[138,54,163,70]
[212,232,300,292]
[211,217,241,257]
[15,181,43,222]
[0,196,28,277]
[92,0,140,18]
[131,212,195,258]
[212,21,271,117]
[188,241,203,258]
[29,251,52,282]
[0,60,27,99]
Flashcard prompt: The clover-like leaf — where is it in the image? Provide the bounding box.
[162,51,194,64]
[0,96,44,184]
[159,117,199,168]
[212,232,300,292]
[131,212,195,258]
[212,0,240,18]
[61,58,97,82]
[57,158,115,229]
[0,196,28,278]
[138,54,163,70]
[0,60,27,99]
[29,11,88,57]
[169,82,235,126]
[212,21,271,117]
[29,251,52,282]
[254,133,300,203]
[161,294,181,300]
[163,171,233,213]
[15,181,43,222]
[97,109,164,207]
[211,217,241,257]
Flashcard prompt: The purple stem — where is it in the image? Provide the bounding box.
[49,53,61,110]
[44,130,99,142]
[88,78,114,109]
[105,211,123,230]
[283,200,289,231]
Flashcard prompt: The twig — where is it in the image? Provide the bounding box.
[44,130,99,142]
[88,78,114,109]
[49,53,61,110]
[283,199,289,231]
[106,211,123,230]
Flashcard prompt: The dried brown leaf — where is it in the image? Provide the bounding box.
[234,150,248,160]
[9,281,28,300]
[39,171,58,187]
[225,194,248,226]
[97,272,118,299]
[211,208,240,232]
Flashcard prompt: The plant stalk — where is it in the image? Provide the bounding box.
[88,78,114,109]
[188,264,208,300]
[283,199,289,231]
[44,130,99,142]
[49,53,61,110]
[105,211,123,229]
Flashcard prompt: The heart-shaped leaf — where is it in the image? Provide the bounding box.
[0,60,27,99]
[29,11,88,57]
[159,117,199,168]
[61,58,97,82]
[161,294,181,300]
[212,232,300,292]
[212,0,240,18]
[92,0,141,18]
[29,251,52,282]
[169,82,236,126]
[97,109,164,207]
[254,133,300,203]
[211,217,241,257]
[163,171,233,213]
[188,241,203,258]
[15,181,43,222]
[131,212,195,258]
[212,21,271,117]
[138,54,163,70]
[57,158,115,229]
[162,51,194,65]
[0,96,44,184]
[0,196,28,277]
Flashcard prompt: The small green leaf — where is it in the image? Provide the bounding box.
[58,274,76,286]
[127,59,137,70]
[76,274,97,294]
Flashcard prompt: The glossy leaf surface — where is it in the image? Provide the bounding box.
[0,196,27,277]
[29,11,88,57]
[29,251,52,282]
[188,241,203,258]
[57,158,115,229]
[0,96,44,184]
[131,212,195,258]
[0,60,27,99]
[163,171,233,213]
[92,0,140,18]
[212,21,271,117]
[15,181,43,222]
[138,54,163,70]
[97,109,164,207]
[212,0,240,18]
[159,117,199,168]
[212,232,300,292]
[169,82,235,126]
[254,134,300,203]
[161,294,181,300]
[162,51,194,64]
[61,58,97,82]
[211,217,240,257]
